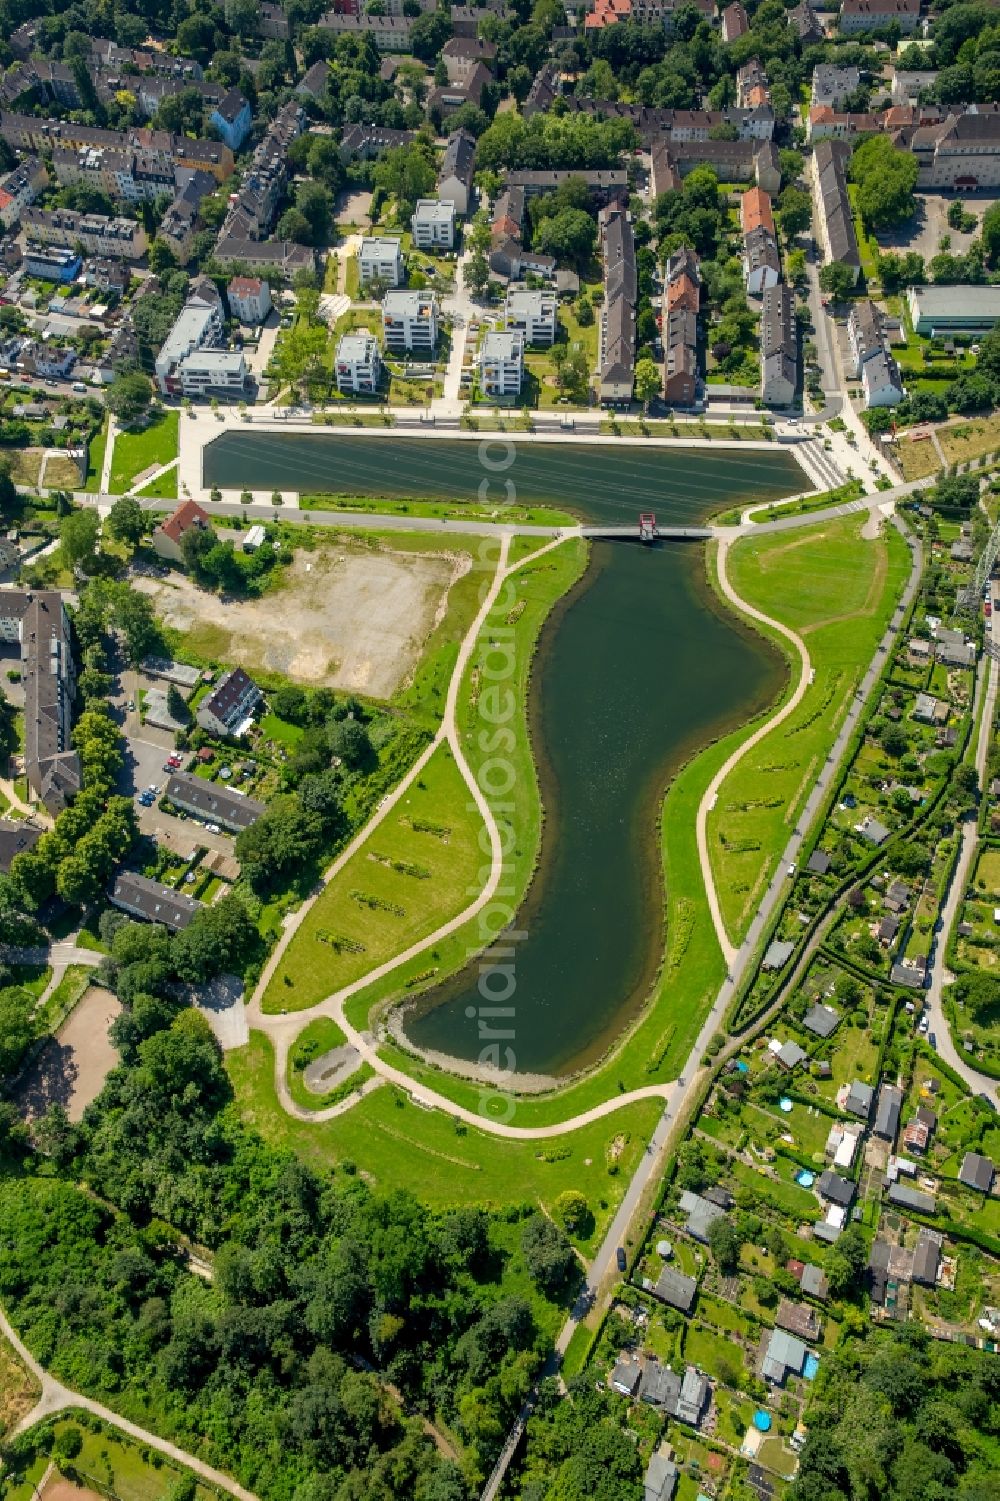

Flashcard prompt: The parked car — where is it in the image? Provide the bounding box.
[616,1247,627,1273]
[928,1032,937,1050]
[206,823,221,835]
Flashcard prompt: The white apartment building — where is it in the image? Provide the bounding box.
[382,289,438,352]
[479,328,523,398]
[411,199,455,250]
[336,331,383,394]
[504,287,557,346]
[176,349,247,397]
[227,276,272,324]
[359,235,404,287]
[155,277,228,395]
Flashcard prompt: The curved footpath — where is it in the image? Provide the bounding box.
[696,534,812,968]
[0,1306,258,1501]
[246,496,916,1140]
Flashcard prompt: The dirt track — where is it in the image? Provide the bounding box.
[136,545,465,698]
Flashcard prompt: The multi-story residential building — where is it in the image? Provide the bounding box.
[339,123,416,161]
[382,290,438,352]
[165,771,264,832]
[479,329,524,398]
[84,257,130,296]
[318,11,413,48]
[22,244,81,282]
[663,307,698,406]
[504,168,630,201]
[22,208,147,260]
[227,276,272,323]
[411,199,455,250]
[839,0,920,32]
[599,205,637,405]
[155,277,226,394]
[157,172,216,264]
[15,340,77,380]
[172,348,247,398]
[217,98,304,244]
[890,68,937,106]
[359,236,404,287]
[523,62,560,118]
[0,590,80,814]
[0,157,47,229]
[213,239,316,278]
[209,89,253,152]
[196,667,263,737]
[741,188,780,294]
[504,287,557,346]
[811,138,861,285]
[562,96,775,143]
[736,60,770,110]
[441,35,497,84]
[790,0,825,39]
[848,300,904,408]
[438,129,476,217]
[811,64,861,109]
[760,282,798,407]
[335,331,382,394]
[0,114,234,181]
[296,60,331,100]
[721,1,749,41]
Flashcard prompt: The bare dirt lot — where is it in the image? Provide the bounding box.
[16,986,121,1123]
[135,544,466,698]
[41,1477,104,1501]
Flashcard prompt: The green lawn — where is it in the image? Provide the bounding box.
[134,460,179,500]
[109,411,180,494]
[35,965,91,1032]
[261,741,486,1014]
[709,515,910,942]
[85,418,109,489]
[227,1033,663,1256]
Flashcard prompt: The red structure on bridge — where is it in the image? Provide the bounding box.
[639,513,658,542]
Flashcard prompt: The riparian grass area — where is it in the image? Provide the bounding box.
[299,491,577,528]
[109,411,179,494]
[226,1032,663,1255]
[261,741,486,1014]
[708,515,911,943]
[84,418,109,490]
[0,1334,39,1438]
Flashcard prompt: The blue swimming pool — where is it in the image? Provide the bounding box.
[804,1353,820,1380]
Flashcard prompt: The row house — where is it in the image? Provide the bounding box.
[760,282,798,407]
[0,156,47,229]
[599,206,636,405]
[0,590,79,814]
[812,138,861,285]
[736,59,770,110]
[157,171,217,264]
[22,207,147,260]
[663,248,700,406]
[339,123,416,161]
[721,1,749,40]
[213,239,316,277]
[740,187,780,294]
[318,11,413,49]
[839,0,921,33]
[562,95,775,143]
[848,300,904,408]
[807,105,881,142]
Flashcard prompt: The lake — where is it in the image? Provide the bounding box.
[208,431,802,1076]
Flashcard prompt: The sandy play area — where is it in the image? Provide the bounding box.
[16,986,121,1123]
[137,543,467,698]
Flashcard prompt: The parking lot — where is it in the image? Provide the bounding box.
[875,193,999,263]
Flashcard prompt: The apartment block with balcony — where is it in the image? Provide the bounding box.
[359,236,404,287]
[335,331,383,393]
[382,289,438,352]
[479,328,523,398]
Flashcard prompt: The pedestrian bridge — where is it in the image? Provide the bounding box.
[581,523,714,541]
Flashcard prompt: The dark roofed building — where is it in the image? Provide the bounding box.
[887,1182,936,1214]
[165,771,264,832]
[775,1299,821,1341]
[802,1002,840,1038]
[0,817,41,871]
[959,1152,995,1193]
[652,1265,697,1313]
[817,1170,855,1207]
[874,1084,903,1143]
[806,849,831,875]
[0,589,80,815]
[911,1228,942,1285]
[195,666,263,738]
[110,871,200,931]
[800,1263,830,1300]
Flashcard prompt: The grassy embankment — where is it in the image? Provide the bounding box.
[298,490,577,528]
[707,514,912,944]
[0,1335,39,1438]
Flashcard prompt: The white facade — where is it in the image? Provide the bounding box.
[479,329,523,398]
[176,349,247,397]
[504,288,557,347]
[155,282,226,394]
[382,290,438,352]
[336,331,383,394]
[227,277,272,324]
[411,199,456,249]
[359,236,404,286]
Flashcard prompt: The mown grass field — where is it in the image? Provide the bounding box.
[708,515,910,942]
[262,742,485,1014]
[226,1033,663,1255]
[109,411,179,494]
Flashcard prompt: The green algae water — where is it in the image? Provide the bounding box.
[205,430,801,1075]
